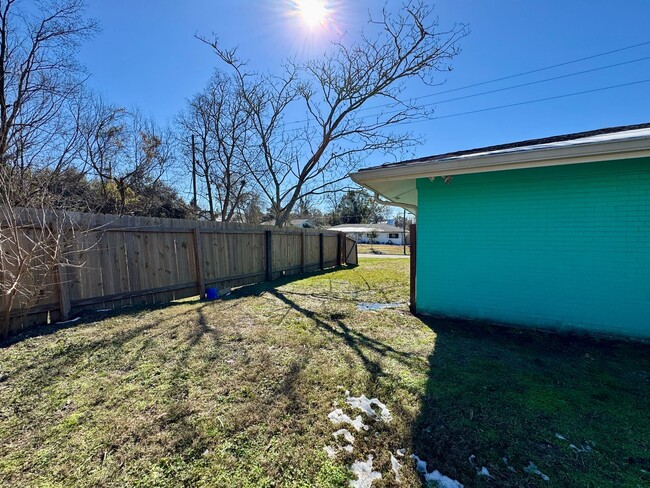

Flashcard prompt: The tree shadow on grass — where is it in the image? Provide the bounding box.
[0,299,224,483]
[2,305,209,389]
[1,267,352,403]
[267,288,423,384]
[0,266,350,349]
[409,315,650,487]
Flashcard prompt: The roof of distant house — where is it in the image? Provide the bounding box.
[262,218,316,228]
[328,223,405,234]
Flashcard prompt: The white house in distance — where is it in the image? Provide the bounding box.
[262,219,317,228]
[328,223,407,245]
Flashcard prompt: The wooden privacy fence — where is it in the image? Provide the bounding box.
[1,211,358,336]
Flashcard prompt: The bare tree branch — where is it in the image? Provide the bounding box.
[198,1,467,226]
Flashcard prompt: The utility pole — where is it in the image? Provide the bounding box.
[191,134,197,211]
[403,208,407,255]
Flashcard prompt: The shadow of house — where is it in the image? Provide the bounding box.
[409,315,650,487]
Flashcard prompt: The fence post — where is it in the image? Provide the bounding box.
[301,230,306,274]
[336,233,342,267]
[409,224,417,314]
[265,230,273,281]
[319,232,324,270]
[193,228,205,299]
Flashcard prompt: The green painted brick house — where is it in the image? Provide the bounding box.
[351,123,650,339]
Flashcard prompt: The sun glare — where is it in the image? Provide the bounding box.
[295,0,329,28]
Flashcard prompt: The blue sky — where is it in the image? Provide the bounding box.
[78,0,650,166]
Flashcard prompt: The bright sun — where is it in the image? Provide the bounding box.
[295,0,329,28]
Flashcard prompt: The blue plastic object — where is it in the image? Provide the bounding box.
[205,287,219,300]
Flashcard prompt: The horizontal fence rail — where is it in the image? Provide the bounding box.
[1,209,358,337]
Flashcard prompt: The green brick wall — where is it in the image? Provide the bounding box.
[415,157,650,339]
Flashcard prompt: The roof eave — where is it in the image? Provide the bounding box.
[351,136,650,185]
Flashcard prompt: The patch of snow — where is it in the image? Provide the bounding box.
[96,308,113,312]
[57,316,81,325]
[328,409,369,431]
[569,443,593,453]
[425,471,464,488]
[324,445,338,459]
[469,456,490,477]
[324,443,354,459]
[350,455,382,488]
[555,433,566,440]
[345,391,392,422]
[396,448,406,457]
[333,428,355,444]
[391,453,402,482]
[524,462,550,481]
[357,302,401,311]
[411,454,464,488]
[412,454,428,474]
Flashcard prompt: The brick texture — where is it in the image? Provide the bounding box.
[415,157,650,339]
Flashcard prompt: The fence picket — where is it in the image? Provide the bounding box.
[1,209,352,336]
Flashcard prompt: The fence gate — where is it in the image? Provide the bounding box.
[345,236,358,266]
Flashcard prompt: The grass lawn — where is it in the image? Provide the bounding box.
[357,244,410,255]
[0,259,648,487]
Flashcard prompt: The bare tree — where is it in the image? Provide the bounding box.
[234,189,264,224]
[80,99,174,215]
[177,71,252,221]
[0,0,98,337]
[199,1,467,226]
[0,0,97,174]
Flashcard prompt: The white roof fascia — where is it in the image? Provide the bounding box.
[351,134,650,185]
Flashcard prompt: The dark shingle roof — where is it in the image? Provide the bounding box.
[359,122,650,172]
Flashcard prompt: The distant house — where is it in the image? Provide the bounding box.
[262,219,317,228]
[328,223,407,245]
[351,123,650,339]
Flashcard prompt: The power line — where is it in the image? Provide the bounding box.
[383,40,650,101]
[282,40,650,127]
[419,56,650,108]
[283,55,650,132]
[389,78,650,126]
